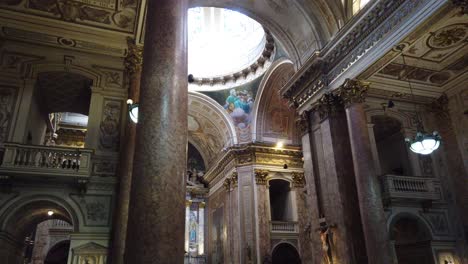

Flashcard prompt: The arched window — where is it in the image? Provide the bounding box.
[372,115,412,176]
[269,179,293,221]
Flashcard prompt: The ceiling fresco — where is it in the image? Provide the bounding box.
[0,0,140,33]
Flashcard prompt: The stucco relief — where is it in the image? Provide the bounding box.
[0,0,139,32]
[0,87,17,143]
[99,99,121,151]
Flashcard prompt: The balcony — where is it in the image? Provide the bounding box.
[0,143,93,180]
[270,221,299,233]
[381,174,442,202]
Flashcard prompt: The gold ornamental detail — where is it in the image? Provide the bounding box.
[336,79,370,108]
[124,37,143,77]
[292,172,306,188]
[254,169,269,185]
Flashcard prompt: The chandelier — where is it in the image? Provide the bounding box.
[126,99,139,123]
[396,44,441,155]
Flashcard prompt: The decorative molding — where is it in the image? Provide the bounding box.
[295,111,311,136]
[335,79,370,108]
[452,0,468,14]
[124,37,143,77]
[254,169,269,185]
[311,92,344,120]
[291,172,306,188]
[281,0,426,108]
[222,171,238,191]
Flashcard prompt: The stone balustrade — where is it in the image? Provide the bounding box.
[381,174,442,201]
[270,221,299,233]
[0,143,93,179]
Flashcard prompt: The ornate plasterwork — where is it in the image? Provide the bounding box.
[0,27,126,57]
[281,0,427,108]
[336,79,370,107]
[0,0,139,33]
[124,37,143,77]
[452,0,468,14]
[223,171,238,191]
[254,169,269,185]
[291,172,305,188]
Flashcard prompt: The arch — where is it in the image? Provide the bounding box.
[44,239,71,264]
[271,242,301,264]
[268,179,294,222]
[253,59,297,144]
[387,212,434,241]
[27,62,103,88]
[189,0,343,66]
[188,91,238,167]
[0,194,81,240]
[365,108,414,129]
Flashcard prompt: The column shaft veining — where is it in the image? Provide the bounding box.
[124,0,188,263]
[339,79,395,264]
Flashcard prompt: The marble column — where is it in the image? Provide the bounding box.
[185,200,191,253]
[254,170,271,263]
[198,202,205,255]
[124,0,188,263]
[338,79,395,264]
[110,38,142,264]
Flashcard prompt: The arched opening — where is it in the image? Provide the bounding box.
[44,239,71,264]
[0,200,75,264]
[271,243,301,264]
[372,115,412,176]
[269,179,293,222]
[29,72,92,147]
[390,216,433,264]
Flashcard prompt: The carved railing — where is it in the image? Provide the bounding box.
[270,221,299,233]
[50,219,73,229]
[0,143,93,179]
[381,174,442,201]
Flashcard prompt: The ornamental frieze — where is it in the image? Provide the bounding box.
[291,172,306,188]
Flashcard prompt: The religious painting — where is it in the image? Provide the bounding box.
[211,206,224,264]
[202,77,261,142]
[189,210,199,252]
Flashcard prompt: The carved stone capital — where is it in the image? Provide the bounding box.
[254,169,269,185]
[452,0,468,14]
[223,178,231,191]
[337,79,370,107]
[312,93,344,120]
[427,94,451,120]
[295,111,311,136]
[186,200,192,207]
[199,202,206,209]
[291,172,306,188]
[124,37,143,77]
[231,172,238,188]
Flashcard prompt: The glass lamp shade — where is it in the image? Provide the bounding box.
[127,99,139,123]
[406,131,441,155]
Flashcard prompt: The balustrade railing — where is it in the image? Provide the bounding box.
[0,143,93,178]
[381,174,441,201]
[270,221,299,233]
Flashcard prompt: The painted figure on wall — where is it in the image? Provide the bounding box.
[189,210,198,244]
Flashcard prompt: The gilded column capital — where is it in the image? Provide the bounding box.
[254,169,269,185]
[223,177,231,191]
[336,79,370,108]
[199,202,206,209]
[124,37,143,77]
[231,172,238,188]
[291,172,306,188]
[186,200,192,207]
[312,93,344,120]
[427,94,450,119]
[452,0,468,14]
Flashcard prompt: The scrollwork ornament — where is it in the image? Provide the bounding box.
[124,37,143,77]
[223,177,231,191]
[231,172,238,188]
[254,169,269,185]
[296,111,311,136]
[313,93,343,120]
[452,0,468,14]
[337,79,370,108]
[291,172,306,188]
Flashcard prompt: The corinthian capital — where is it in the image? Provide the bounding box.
[452,0,468,14]
[124,37,143,77]
[337,79,370,107]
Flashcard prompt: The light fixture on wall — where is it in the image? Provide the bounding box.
[395,44,441,155]
[47,210,54,216]
[126,99,139,123]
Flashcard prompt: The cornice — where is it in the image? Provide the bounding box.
[281,0,429,109]
[203,143,303,185]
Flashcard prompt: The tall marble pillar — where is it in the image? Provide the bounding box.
[338,79,395,264]
[110,38,142,264]
[124,0,188,263]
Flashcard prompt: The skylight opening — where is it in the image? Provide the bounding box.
[188,7,266,78]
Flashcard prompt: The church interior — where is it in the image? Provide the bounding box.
[0,0,467,263]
